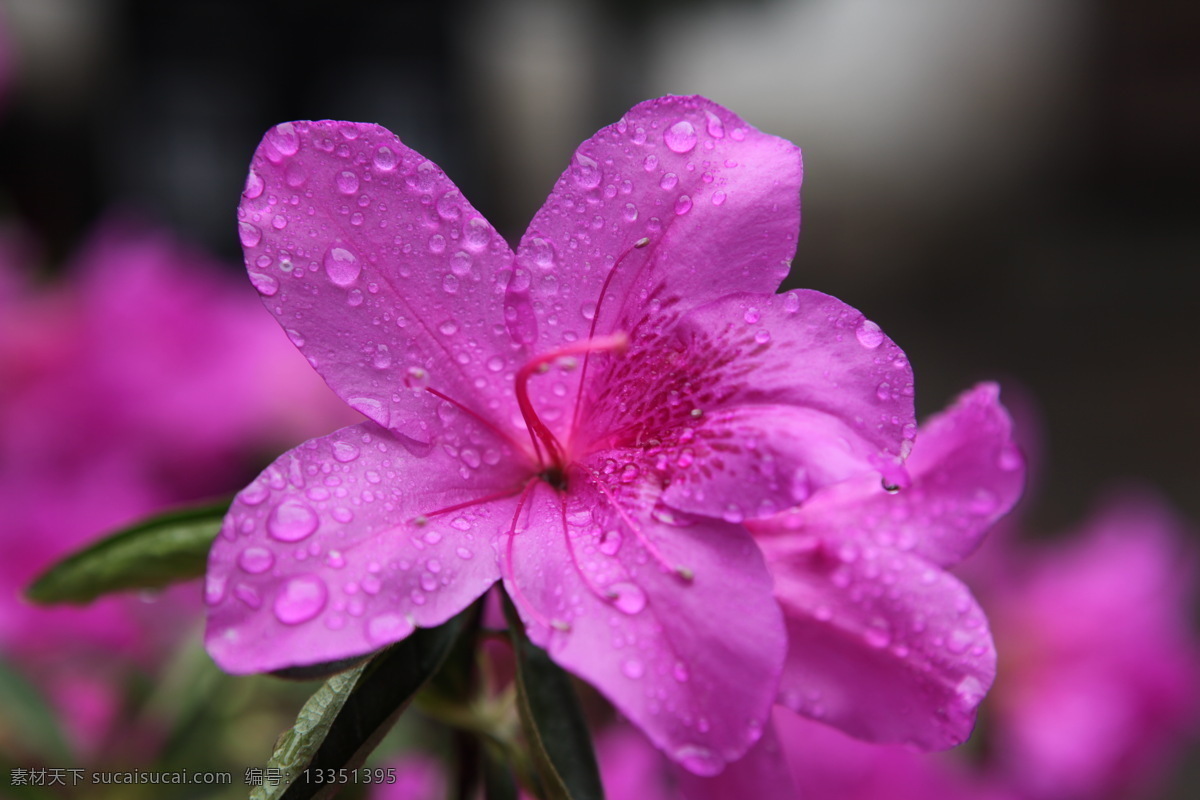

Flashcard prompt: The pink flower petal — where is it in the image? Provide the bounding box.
[503,474,786,776]
[205,422,523,673]
[237,121,521,441]
[578,290,914,469]
[765,538,995,750]
[513,95,802,350]
[755,383,1023,567]
[674,719,797,799]
[508,96,802,435]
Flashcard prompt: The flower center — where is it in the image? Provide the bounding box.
[514,331,629,483]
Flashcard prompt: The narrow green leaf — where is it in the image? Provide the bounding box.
[503,596,604,800]
[25,501,227,605]
[252,608,472,800]
[0,656,73,764]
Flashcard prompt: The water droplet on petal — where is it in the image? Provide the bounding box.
[240,481,269,506]
[249,272,278,297]
[273,575,327,624]
[463,218,490,252]
[332,441,359,462]
[238,547,275,574]
[711,191,727,206]
[704,110,726,139]
[621,658,645,679]
[674,195,692,215]
[267,500,319,542]
[244,170,265,199]
[673,746,722,776]
[238,221,262,248]
[336,170,360,194]
[267,123,300,157]
[855,319,885,349]
[598,530,623,556]
[608,582,647,614]
[324,245,361,287]
[664,120,698,153]
[660,172,678,190]
[456,547,473,559]
[373,145,398,171]
[366,612,415,645]
[573,154,601,188]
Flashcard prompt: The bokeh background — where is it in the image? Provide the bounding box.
[2,0,1196,527]
[0,0,1197,797]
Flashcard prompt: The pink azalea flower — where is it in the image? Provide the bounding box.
[207,95,917,773]
[978,492,1200,800]
[749,383,1025,750]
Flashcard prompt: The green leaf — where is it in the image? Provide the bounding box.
[0,656,73,764]
[252,608,472,800]
[503,597,604,800]
[25,501,227,605]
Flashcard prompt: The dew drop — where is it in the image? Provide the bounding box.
[438,320,459,336]
[240,481,269,506]
[323,245,361,287]
[373,145,398,171]
[244,170,265,199]
[273,576,327,624]
[581,302,597,321]
[855,319,885,349]
[643,154,659,172]
[332,441,359,463]
[442,274,459,294]
[623,203,638,222]
[673,746,722,777]
[336,170,360,195]
[704,110,726,139]
[249,272,278,297]
[267,500,319,542]
[664,120,698,154]
[366,612,414,645]
[573,154,601,189]
[267,123,300,157]
[660,172,678,190]
[598,529,623,556]
[284,162,307,188]
[622,658,645,679]
[674,195,692,215]
[711,191,727,206]
[456,547,473,560]
[372,345,392,370]
[463,218,490,252]
[608,582,647,614]
[428,233,446,254]
[238,547,275,574]
[238,221,262,248]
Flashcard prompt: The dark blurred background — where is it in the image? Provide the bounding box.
[0,0,1196,531]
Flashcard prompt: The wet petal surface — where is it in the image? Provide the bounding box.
[205,420,523,673]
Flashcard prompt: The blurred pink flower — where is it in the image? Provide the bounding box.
[0,218,356,756]
[976,492,1200,800]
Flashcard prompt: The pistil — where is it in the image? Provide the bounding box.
[514,332,629,474]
